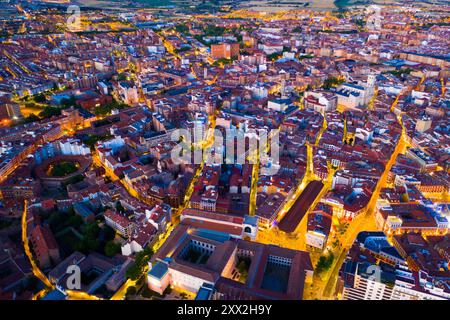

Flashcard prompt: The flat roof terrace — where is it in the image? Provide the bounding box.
[278,180,324,233]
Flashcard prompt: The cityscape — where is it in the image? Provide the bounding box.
[0,0,449,304]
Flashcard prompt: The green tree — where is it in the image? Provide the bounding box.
[34,93,47,103]
[315,252,335,274]
[82,222,99,238]
[48,161,78,177]
[125,247,154,280]
[267,52,283,61]
[204,24,226,36]
[125,264,142,281]
[60,96,77,108]
[83,134,113,150]
[23,113,40,124]
[68,214,83,228]
[175,24,189,34]
[104,240,121,257]
[213,58,233,67]
[126,286,136,297]
[39,106,61,119]
[322,76,345,90]
[75,222,101,252]
[103,225,116,242]
[117,73,128,81]
[388,68,413,77]
[93,101,129,117]
[353,18,366,29]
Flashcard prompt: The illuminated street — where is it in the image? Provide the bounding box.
[305,87,414,300]
[21,201,53,289]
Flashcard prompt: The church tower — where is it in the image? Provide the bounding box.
[367,74,376,88]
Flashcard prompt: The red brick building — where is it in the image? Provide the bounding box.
[30,225,61,269]
[211,43,240,60]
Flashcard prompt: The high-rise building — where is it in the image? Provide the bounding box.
[337,232,450,300]
[0,101,21,120]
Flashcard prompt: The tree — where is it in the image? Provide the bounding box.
[68,214,83,228]
[125,263,142,281]
[267,52,283,61]
[194,34,206,44]
[23,113,40,124]
[203,24,226,36]
[353,19,366,29]
[322,76,345,90]
[400,193,410,203]
[48,161,78,177]
[48,211,65,232]
[163,286,172,295]
[93,101,129,117]
[299,53,314,60]
[388,68,413,77]
[117,73,128,82]
[126,286,136,297]
[83,134,113,150]
[104,240,121,257]
[82,222,99,238]
[103,225,116,242]
[34,93,47,103]
[60,96,77,108]
[74,222,101,253]
[24,102,38,109]
[39,107,61,119]
[212,56,238,67]
[315,252,335,274]
[175,24,189,34]
[174,46,191,54]
[125,247,154,280]
[237,260,248,281]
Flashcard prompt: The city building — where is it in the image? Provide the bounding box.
[104,209,135,238]
[211,43,240,60]
[30,225,61,270]
[306,203,333,250]
[337,231,449,300]
[148,224,313,300]
[304,91,337,113]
